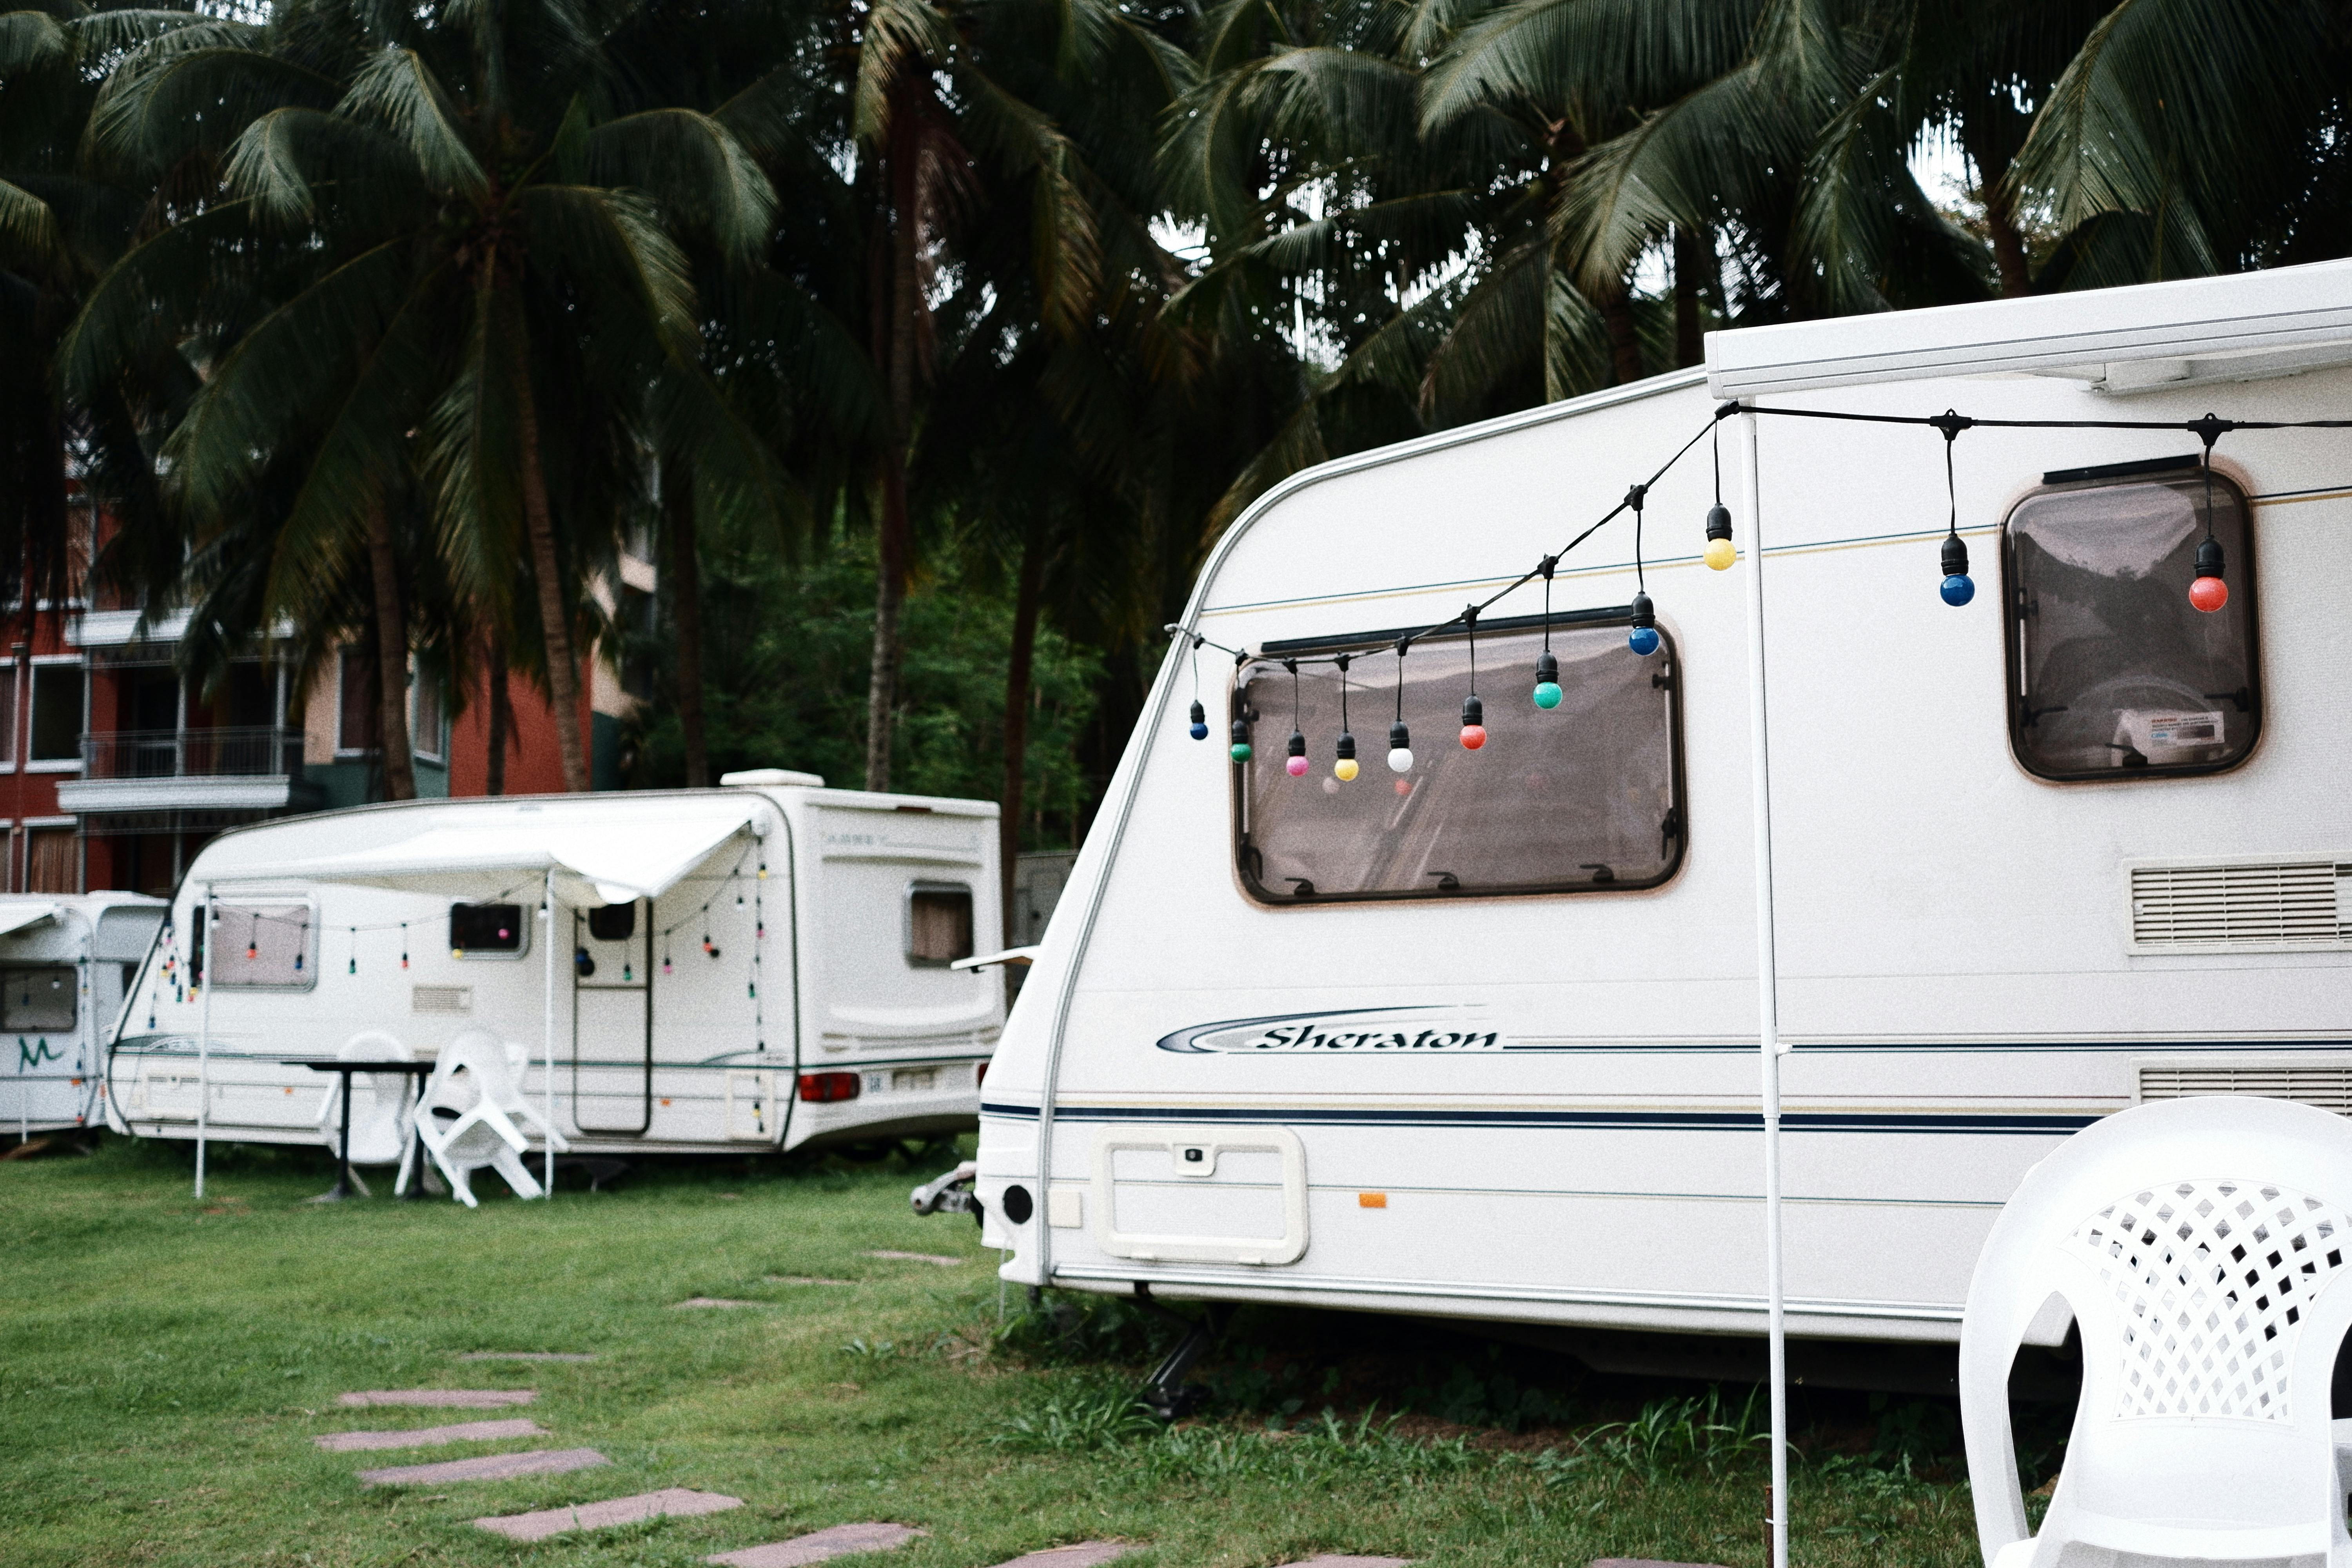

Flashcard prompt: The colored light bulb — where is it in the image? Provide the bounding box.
[1940,575,1975,606]
[1387,720,1412,773]
[2190,537,2228,612]
[1187,699,1208,741]
[1334,730,1357,781]
[1938,534,1974,606]
[1459,694,1485,750]
[1286,729,1308,777]
[1703,504,1735,570]
[1628,592,1659,656]
[1532,648,1561,709]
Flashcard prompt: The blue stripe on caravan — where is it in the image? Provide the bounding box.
[980,1102,2097,1136]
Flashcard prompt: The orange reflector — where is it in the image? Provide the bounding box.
[1358,1192,1387,1209]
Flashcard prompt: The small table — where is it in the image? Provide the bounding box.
[283,1058,438,1202]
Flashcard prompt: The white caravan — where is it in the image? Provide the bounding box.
[107,774,1003,1157]
[957,260,2352,1379]
[0,893,167,1139]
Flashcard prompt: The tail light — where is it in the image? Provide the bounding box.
[797,1071,860,1103]
[976,1060,989,1089]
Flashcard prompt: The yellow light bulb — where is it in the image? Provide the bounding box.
[1333,757,1359,782]
[1704,536,1737,572]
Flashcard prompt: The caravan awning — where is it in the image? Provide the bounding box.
[242,803,760,906]
[0,902,62,937]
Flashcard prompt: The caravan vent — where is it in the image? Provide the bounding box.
[412,985,473,1014]
[2128,861,2351,951]
[2139,1063,2352,1114]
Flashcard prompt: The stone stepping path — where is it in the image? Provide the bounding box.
[863,1250,964,1267]
[989,1546,1138,1568]
[359,1446,608,1487]
[766,1276,853,1286]
[1283,1559,1414,1567]
[707,1521,926,1566]
[676,1297,771,1309]
[1592,1560,1730,1568]
[457,1351,595,1362]
[338,1389,536,1408]
[476,1486,743,1542]
[316,1417,547,1452]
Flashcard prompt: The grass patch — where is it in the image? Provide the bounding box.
[2,1135,1997,1567]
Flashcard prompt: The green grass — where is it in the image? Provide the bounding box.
[0,1137,1994,1567]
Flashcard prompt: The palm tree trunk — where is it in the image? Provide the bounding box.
[1982,176,2034,298]
[1603,281,1642,385]
[365,503,417,801]
[1672,226,1708,369]
[864,89,922,795]
[1000,530,1043,936]
[485,628,510,796]
[664,463,710,789]
[865,470,908,793]
[514,364,591,792]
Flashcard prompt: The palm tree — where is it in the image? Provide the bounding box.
[63,0,777,795]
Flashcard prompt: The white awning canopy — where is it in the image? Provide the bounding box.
[0,901,62,938]
[1707,258,2352,398]
[236,802,761,906]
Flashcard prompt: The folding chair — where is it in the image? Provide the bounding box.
[313,1029,416,1198]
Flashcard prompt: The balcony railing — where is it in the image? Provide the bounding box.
[81,726,302,780]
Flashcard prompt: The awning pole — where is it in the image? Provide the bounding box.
[195,886,214,1200]
[541,869,556,1200]
[1739,408,1789,1568]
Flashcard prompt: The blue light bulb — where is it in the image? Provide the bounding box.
[1940,574,1975,607]
[1628,626,1660,656]
[1187,699,1208,740]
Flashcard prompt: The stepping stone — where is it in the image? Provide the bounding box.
[339,1389,536,1408]
[317,1417,548,1452]
[476,1486,743,1542]
[676,1297,771,1309]
[989,1545,1138,1568]
[1281,1559,1414,1568]
[767,1276,853,1286]
[863,1250,964,1267]
[358,1447,608,1487]
[457,1351,595,1362]
[1590,1561,1731,1568]
[708,1521,926,1566]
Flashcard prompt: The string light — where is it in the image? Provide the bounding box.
[1704,421,1735,570]
[1284,659,1308,777]
[1459,606,1485,750]
[1931,410,1975,605]
[1228,652,1253,760]
[400,923,409,969]
[2190,414,2230,612]
[1387,639,1413,773]
[1187,635,1209,739]
[1532,557,1562,708]
[1332,653,1357,781]
[1626,484,1660,657]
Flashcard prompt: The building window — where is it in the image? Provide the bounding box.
[337,649,379,753]
[907,886,974,966]
[2004,461,2260,780]
[24,828,76,894]
[412,675,445,762]
[29,666,81,765]
[450,902,527,957]
[209,902,316,988]
[1234,617,1684,904]
[0,966,76,1031]
[0,668,15,766]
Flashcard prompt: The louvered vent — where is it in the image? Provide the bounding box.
[2139,1064,2352,1114]
[2129,861,2350,951]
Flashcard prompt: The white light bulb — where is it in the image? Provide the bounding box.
[1387,747,1414,773]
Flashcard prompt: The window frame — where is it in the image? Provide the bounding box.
[1999,456,2263,784]
[1229,607,1688,908]
[904,881,976,967]
[25,658,82,772]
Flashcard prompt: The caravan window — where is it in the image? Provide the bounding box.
[908,885,974,965]
[450,902,527,958]
[1,967,75,1030]
[209,902,317,988]
[1234,616,1684,904]
[2004,461,2259,780]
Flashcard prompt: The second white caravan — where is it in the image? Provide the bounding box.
[951,259,2352,1377]
[108,774,1004,1156]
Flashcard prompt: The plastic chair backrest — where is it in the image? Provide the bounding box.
[334,1030,413,1164]
[1960,1096,2352,1568]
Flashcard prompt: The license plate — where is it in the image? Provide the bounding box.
[891,1067,939,1093]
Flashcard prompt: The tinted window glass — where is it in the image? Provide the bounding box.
[2,966,75,1029]
[909,887,973,965]
[212,903,315,988]
[450,902,526,956]
[587,902,636,942]
[29,666,80,762]
[2004,469,2258,779]
[1235,619,1682,903]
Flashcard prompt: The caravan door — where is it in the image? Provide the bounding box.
[570,901,652,1134]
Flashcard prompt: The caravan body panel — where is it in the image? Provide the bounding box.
[0,894,165,1136]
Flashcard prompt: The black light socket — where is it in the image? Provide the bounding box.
[1461,694,1483,726]
[1630,592,1655,630]
[1705,503,1732,542]
[1389,720,1409,749]
[1535,648,1559,684]
[1336,731,1356,760]
[1941,532,1969,578]
[2195,536,2225,579]
[1287,729,1305,758]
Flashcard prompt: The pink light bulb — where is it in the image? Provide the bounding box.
[1285,755,1309,777]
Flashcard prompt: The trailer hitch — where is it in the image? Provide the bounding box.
[1132,1282,1230,1420]
[910,1160,982,1222]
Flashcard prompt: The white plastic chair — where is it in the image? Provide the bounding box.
[1960,1096,2352,1568]
[314,1030,416,1198]
[413,1031,569,1206]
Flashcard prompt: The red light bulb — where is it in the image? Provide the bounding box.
[2189,575,2228,613]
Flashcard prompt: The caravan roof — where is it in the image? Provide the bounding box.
[1707,257,2352,397]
